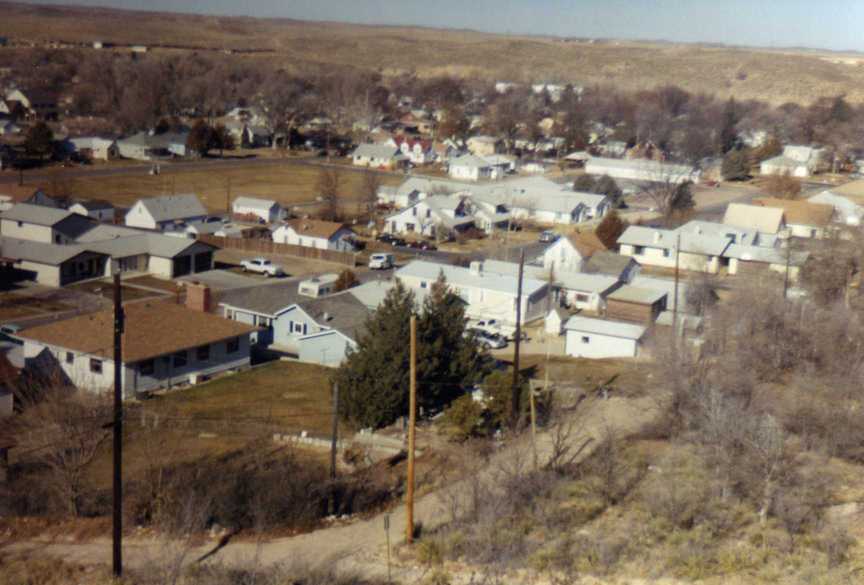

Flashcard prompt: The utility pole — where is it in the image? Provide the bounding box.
[782,230,791,301]
[529,387,538,471]
[672,231,681,342]
[330,383,339,481]
[511,250,525,429]
[406,315,417,544]
[111,271,124,578]
[225,176,232,217]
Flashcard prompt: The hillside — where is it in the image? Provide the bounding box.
[2,1,864,104]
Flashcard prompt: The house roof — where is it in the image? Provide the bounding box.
[0,203,72,226]
[293,292,371,339]
[348,280,433,310]
[0,236,99,265]
[232,196,279,212]
[72,199,114,211]
[353,143,401,160]
[564,315,647,340]
[450,154,492,169]
[583,251,636,277]
[219,281,304,316]
[282,219,351,240]
[723,203,784,234]
[134,194,207,223]
[607,286,667,305]
[18,301,256,363]
[630,276,688,311]
[618,225,733,256]
[396,260,548,297]
[585,157,696,178]
[725,244,810,266]
[568,231,607,258]
[752,198,833,227]
[822,180,864,202]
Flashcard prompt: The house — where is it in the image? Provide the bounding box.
[507,189,609,224]
[583,251,641,283]
[545,307,568,335]
[125,194,208,231]
[390,136,435,165]
[585,157,700,184]
[384,195,475,237]
[0,204,93,244]
[220,285,370,366]
[18,300,255,396]
[752,198,833,239]
[377,177,472,208]
[117,131,189,161]
[0,120,21,136]
[272,219,355,251]
[69,200,115,222]
[605,286,667,323]
[69,136,118,161]
[723,203,785,235]
[5,88,59,120]
[542,231,608,273]
[349,279,434,311]
[466,136,501,157]
[808,180,864,226]
[760,146,826,178]
[24,189,69,209]
[231,196,283,224]
[564,316,647,359]
[630,275,689,312]
[448,154,502,182]
[351,144,407,169]
[396,260,550,329]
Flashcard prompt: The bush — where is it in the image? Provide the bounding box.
[441,394,485,441]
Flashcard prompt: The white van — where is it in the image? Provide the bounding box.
[369,253,395,270]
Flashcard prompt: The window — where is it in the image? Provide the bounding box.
[425,209,431,218]
[226,337,240,353]
[54,235,61,244]
[575,293,590,303]
[196,345,210,361]
[291,321,307,335]
[139,359,155,375]
[663,249,671,258]
[65,352,74,364]
[634,246,645,255]
[172,350,188,368]
[420,281,428,289]
[581,336,590,344]
[412,207,418,216]
[17,221,23,228]
[90,358,103,373]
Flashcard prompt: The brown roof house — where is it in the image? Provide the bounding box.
[753,198,834,239]
[17,293,256,397]
[541,230,608,273]
[271,219,356,252]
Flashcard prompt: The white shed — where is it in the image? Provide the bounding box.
[564,316,647,359]
[545,308,568,335]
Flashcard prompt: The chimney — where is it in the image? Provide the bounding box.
[185,281,212,313]
[469,260,483,276]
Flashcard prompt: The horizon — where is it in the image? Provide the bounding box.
[8,0,864,54]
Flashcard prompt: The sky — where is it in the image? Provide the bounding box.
[16,0,864,53]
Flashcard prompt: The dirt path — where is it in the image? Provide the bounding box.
[2,391,667,579]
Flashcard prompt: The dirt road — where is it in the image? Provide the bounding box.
[2,391,667,580]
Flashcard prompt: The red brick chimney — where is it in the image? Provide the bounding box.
[185,282,212,313]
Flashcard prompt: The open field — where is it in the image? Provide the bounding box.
[3,2,864,104]
[42,159,404,214]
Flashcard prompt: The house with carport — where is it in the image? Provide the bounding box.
[125,194,208,232]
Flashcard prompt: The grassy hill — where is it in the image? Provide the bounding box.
[2,1,864,104]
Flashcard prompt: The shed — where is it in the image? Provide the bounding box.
[605,286,667,323]
[564,316,647,359]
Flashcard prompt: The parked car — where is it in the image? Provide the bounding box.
[539,230,559,243]
[0,322,23,344]
[469,319,501,335]
[469,328,508,350]
[377,234,407,247]
[369,253,395,270]
[406,240,437,251]
[240,258,285,277]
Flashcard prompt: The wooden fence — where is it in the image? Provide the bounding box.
[200,235,358,267]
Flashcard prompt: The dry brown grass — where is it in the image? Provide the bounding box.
[3,3,864,104]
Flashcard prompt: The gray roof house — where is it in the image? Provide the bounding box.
[125,194,208,231]
[232,196,283,223]
[351,144,407,169]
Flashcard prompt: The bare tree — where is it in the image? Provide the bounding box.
[316,168,343,221]
[641,175,695,226]
[360,170,383,213]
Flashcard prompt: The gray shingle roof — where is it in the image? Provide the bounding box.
[396,260,548,297]
[564,316,647,340]
[607,286,667,305]
[136,194,207,223]
[0,203,72,226]
[0,236,96,265]
[218,281,304,317]
[353,143,402,160]
[294,292,371,339]
[583,251,636,277]
[232,196,279,212]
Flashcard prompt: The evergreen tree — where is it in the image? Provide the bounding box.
[186,120,214,157]
[334,282,415,429]
[573,174,596,193]
[670,181,695,214]
[719,98,740,154]
[24,122,54,159]
[721,149,750,181]
[593,175,624,207]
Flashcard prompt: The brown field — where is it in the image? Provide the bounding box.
[2,2,864,104]
[48,160,403,213]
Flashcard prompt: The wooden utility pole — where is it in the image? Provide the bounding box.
[672,231,681,340]
[529,387,538,470]
[111,272,124,578]
[511,250,525,429]
[330,383,339,481]
[406,315,417,544]
[225,176,232,217]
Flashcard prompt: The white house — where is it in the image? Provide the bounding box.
[116,131,189,161]
[752,198,834,239]
[18,300,256,397]
[564,316,647,359]
[466,135,501,156]
[760,145,826,178]
[585,157,700,184]
[125,194,208,231]
[272,219,355,251]
[617,225,733,274]
[541,231,608,273]
[377,177,472,209]
[448,154,503,182]
[231,196,283,224]
[809,180,864,226]
[69,200,115,222]
[384,195,475,237]
[351,144,406,169]
[396,260,550,329]
[722,203,785,236]
[389,136,435,165]
[545,308,568,335]
[0,204,94,245]
[69,137,118,161]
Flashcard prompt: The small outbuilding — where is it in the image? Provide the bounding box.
[564,316,647,359]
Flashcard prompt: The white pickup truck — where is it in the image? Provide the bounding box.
[240,258,285,277]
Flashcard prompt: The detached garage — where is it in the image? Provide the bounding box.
[564,316,647,359]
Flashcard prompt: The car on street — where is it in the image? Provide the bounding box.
[406,240,437,251]
[0,323,23,344]
[377,233,407,247]
[468,328,508,350]
[539,230,559,243]
[369,253,395,270]
[240,258,285,277]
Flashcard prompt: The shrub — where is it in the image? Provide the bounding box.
[441,394,485,441]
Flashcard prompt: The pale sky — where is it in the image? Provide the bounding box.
[15,0,864,53]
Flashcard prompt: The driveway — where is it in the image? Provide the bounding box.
[177,270,271,292]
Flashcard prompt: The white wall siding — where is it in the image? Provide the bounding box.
[0,219,54,243]
[565,330,639,359]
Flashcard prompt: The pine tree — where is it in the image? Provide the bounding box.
[593,175,623,208]
[721,149,750,181]
[334,282,415,429]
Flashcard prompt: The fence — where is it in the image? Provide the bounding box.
[200,235,358,267]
